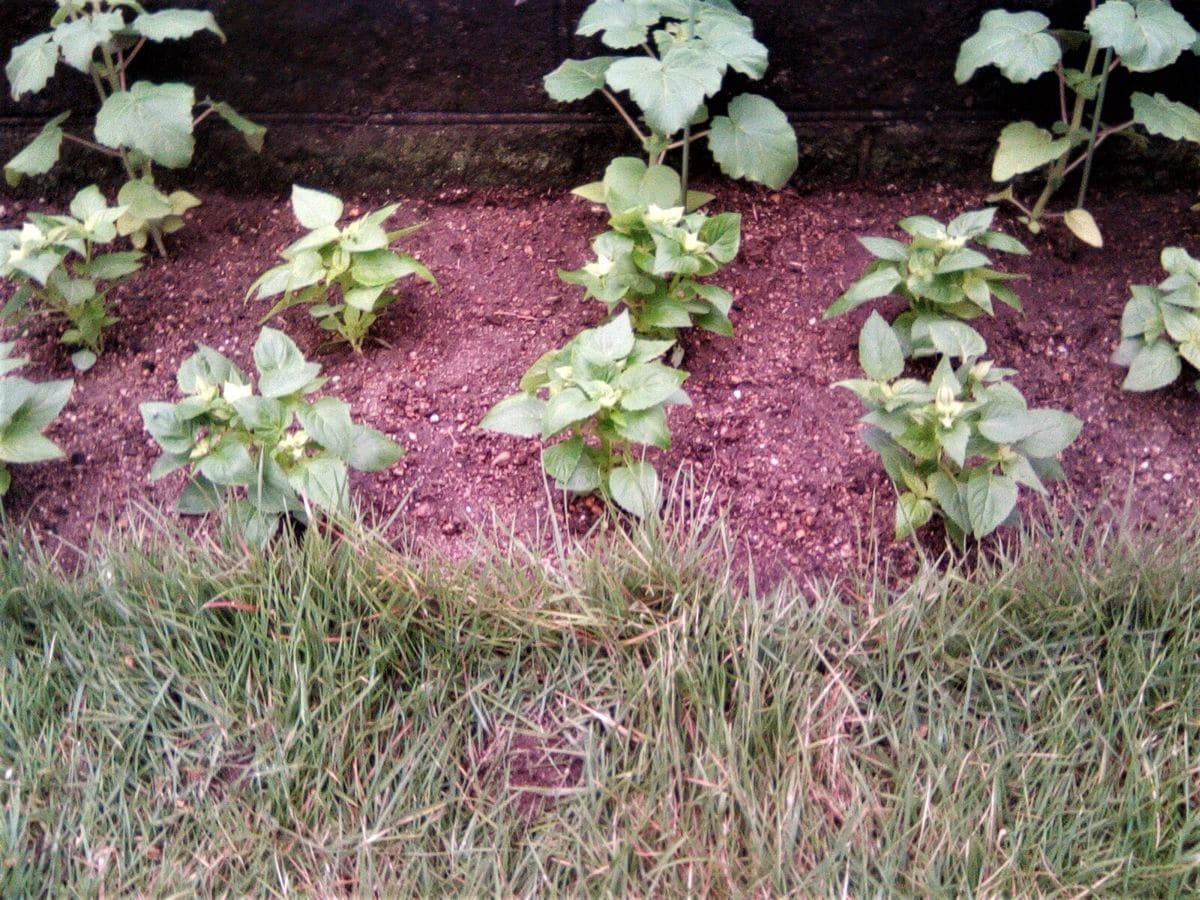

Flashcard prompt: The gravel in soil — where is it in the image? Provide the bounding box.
[2,182,1198,584]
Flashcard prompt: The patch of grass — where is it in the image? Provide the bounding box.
[1,492,1199,894]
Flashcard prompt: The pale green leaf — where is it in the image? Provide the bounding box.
[544,57,620,101]
[615,362,688,411]
[1015,409,1083,458]
[824,267,903,318]
[601,157,683,211]
[543,387,602,437]
[1085,0,1196,72]
[1064,208,1104,247]
[992,121,1072,181]
[94,81,196,168]
[956,9,1060,84]
[132,10,225,43]
[606,47,723,136]
[966,472,1019,539]
[708,93,798,190]
[696,19,768,79]
[1122,338,1181,390]
[1131,92,1200,143]
[6,33,59,100]
[859,311,904,381]
[577,0,662,49]
[52,11,124,72]
[203,100,266,152]
[608,460,660,517]
[291,185,344,229]
[4,112,68,186]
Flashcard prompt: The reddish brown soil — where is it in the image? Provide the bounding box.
[1,182,1198,582]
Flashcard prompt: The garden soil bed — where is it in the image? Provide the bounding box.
[2,182,1198,583]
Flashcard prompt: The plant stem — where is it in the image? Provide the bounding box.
[62,132,124,158]
[680,0,697,205]
[600,88,646,145]
[1074,47,1113,213]
[1062,120,1132,179]
[1028,40,1100,225]
[664,130,710,153]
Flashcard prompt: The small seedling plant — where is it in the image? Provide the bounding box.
[249,186,436,352]
[957,2,1200,245]
[561,160,740,337]
[1113,246,1200,390]
[837,312,1082,543]
[824,208,1029,359]
[0,341,72,498]
[0,185,143,371]
[140,328,404,545]
[5,1,265,255]
[545,0,799,197]
[480,311,689,517]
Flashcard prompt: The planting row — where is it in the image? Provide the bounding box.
[1,0,1198,547]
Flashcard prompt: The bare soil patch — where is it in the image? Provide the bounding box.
[1,182,1198,582]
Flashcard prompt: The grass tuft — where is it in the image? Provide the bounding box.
[1,492,1199,894]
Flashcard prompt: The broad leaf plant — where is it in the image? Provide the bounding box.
[838,312,1082,544]
[480,311,690,517]
[0,341,72,499]
[562,159,741,338]
[141,328,403,545]
[1113,246,1200,391]
[249,186,436,352]
[5,1,266,255]
[545,0,799,195]
[0,184,143,370]
[957,1,1200,246]
[824,208,1029,360]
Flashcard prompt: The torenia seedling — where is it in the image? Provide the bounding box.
[140,328,403,545]
[480,311,690,517]
[249,186,436,352]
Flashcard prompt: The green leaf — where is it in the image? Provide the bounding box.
[480,393,546,437]
[858,311,904,381]
[947,207,997,237]
[602,157,685,212]
[542,436,585,484]
[608,460,660,517]
[70,350,96,371]
[348,426,403,471]
[544,57,620,101]
[117,177,173,222]
[974,230,1030,255]
[53,11,124,72]
[1064,208,1104,248]
[297,397,355,458]
[1131,92,1200,143]
[956,9,1061,84]
[176,476,223,515]
[577,311,635,363]
[966,472,1018,539]
[132,10,226,43]
[929,472,970,535]
[1085,0,1196,72]
[0,423,64,465]
[978,406,1037,445]
[696,19,768,79]
[1015,409,1083,458]
[543,387,602,437]
[95,81,196,168]
[577,0,662,49]
[824,267,903,318]
[202,100,266,153]
[925,319,987,359]
[196,436,255,487]
[254,328,322,398]
[708,94,798,190]
[1122,338,1181,390]
[895,492,934,539]
[606,47,723,136]
[859,236,908,262]
[4,112,69,186]
[291,185,344,229]
[616,362,688,411]
[992,121,1072,181]
[6,33,59,100]
[87,251,143,280]
[352,250,433,287]
[571,181,607,204]
[935,248,990,274]
[698,212,741,263]
[611,406,672,449]
[289,456,349,513]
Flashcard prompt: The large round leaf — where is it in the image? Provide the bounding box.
[708,94,797,190]
[95,81,196,168]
